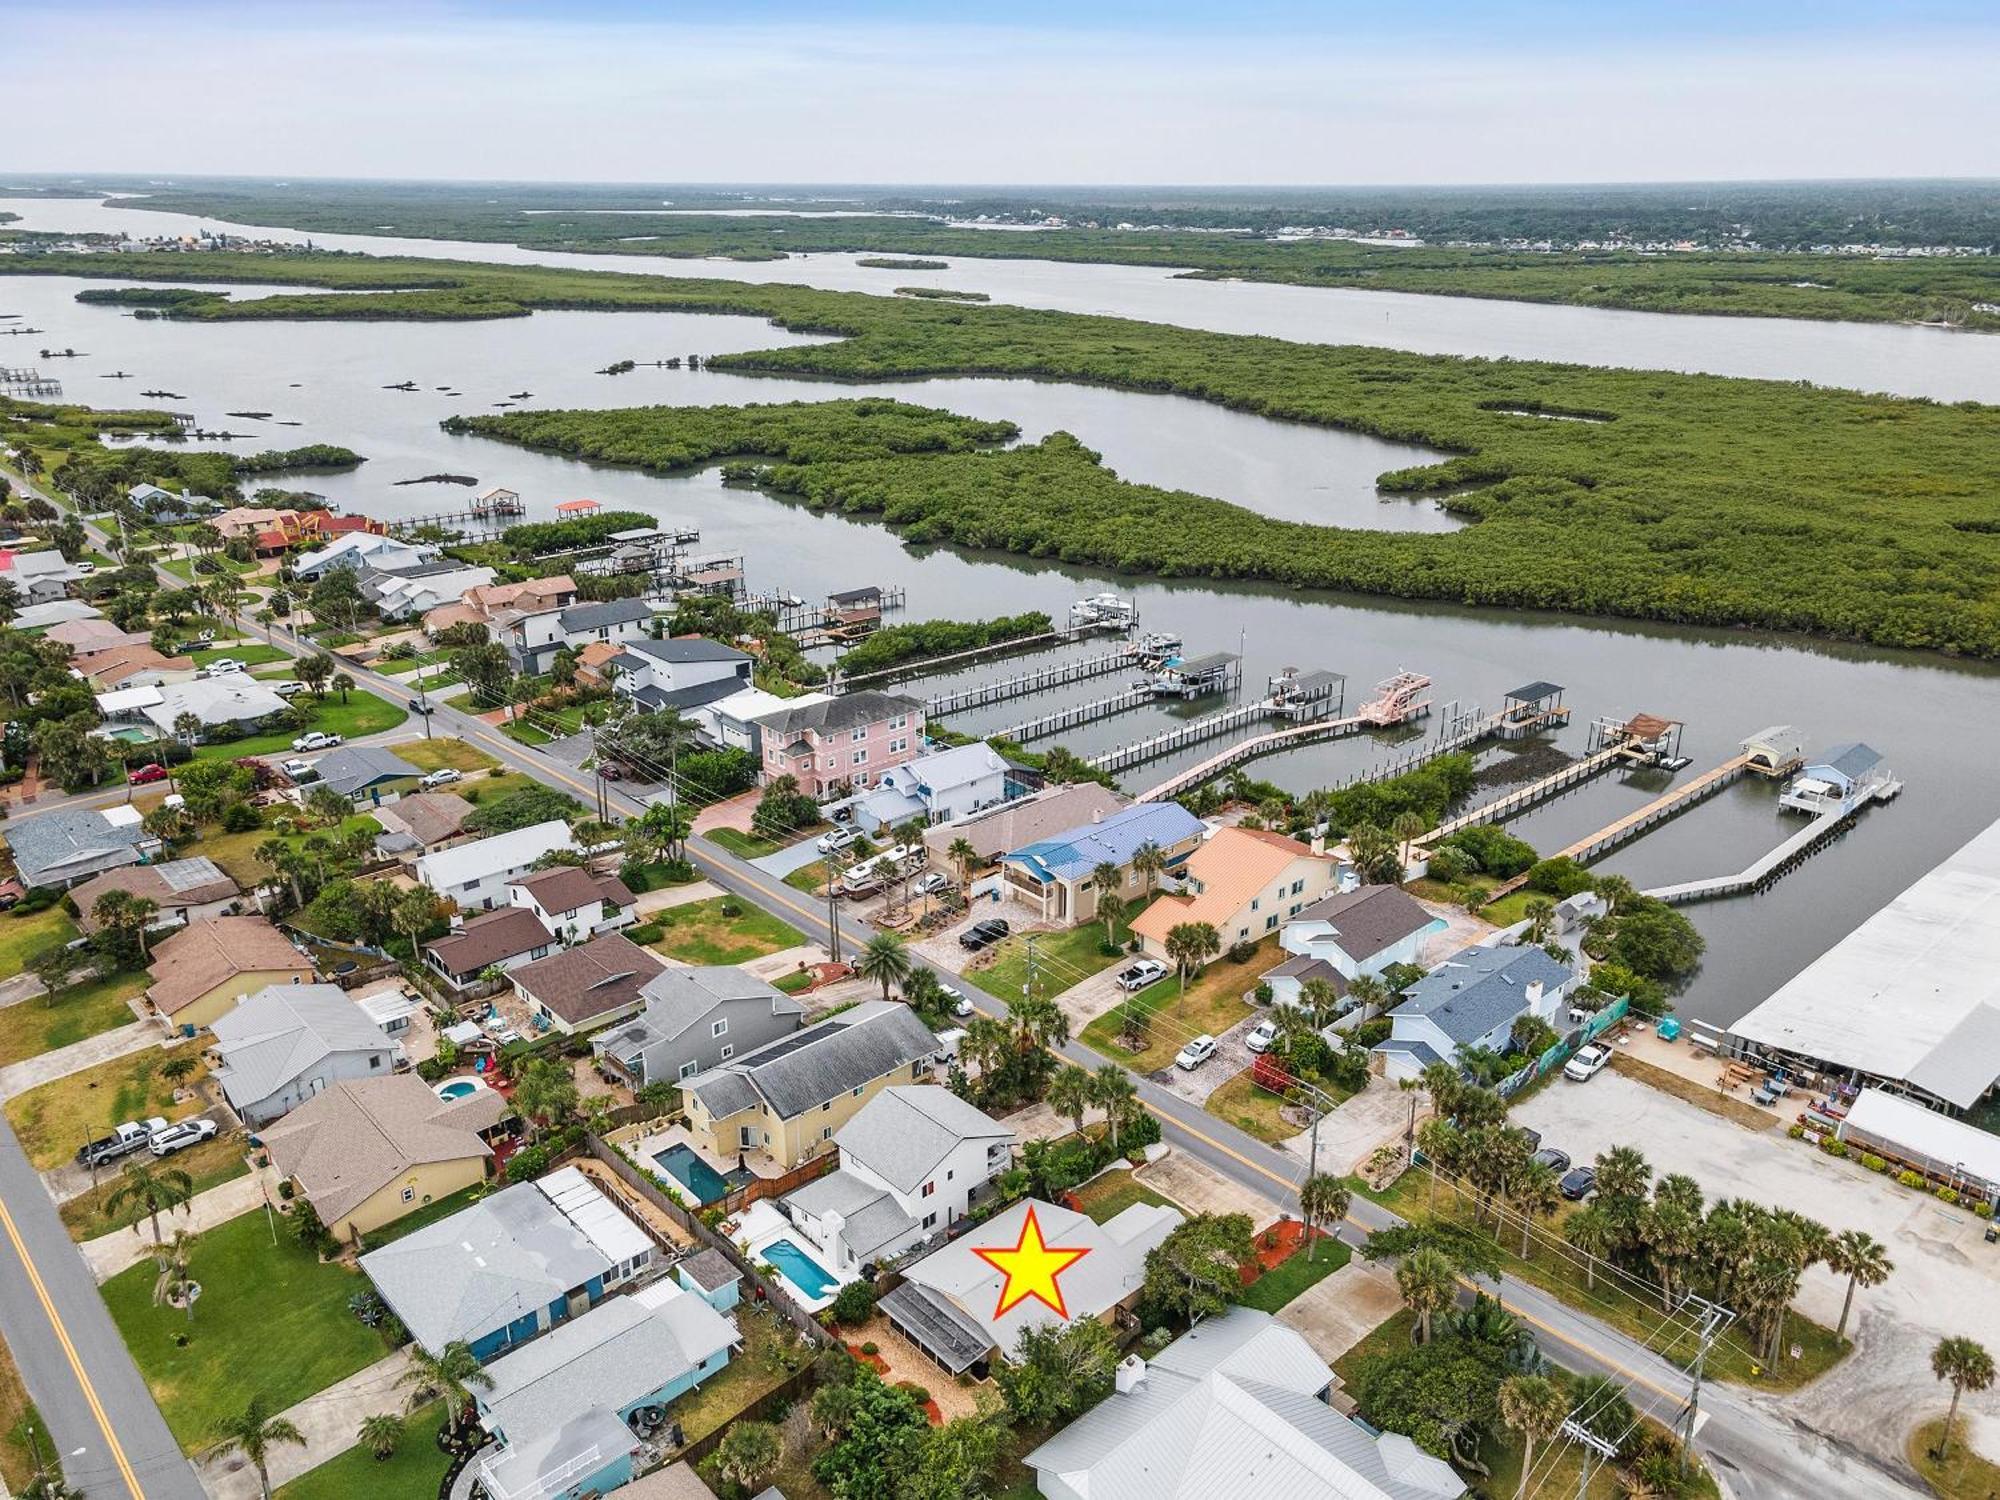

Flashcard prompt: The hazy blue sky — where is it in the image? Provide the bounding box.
[10,1,1997,184]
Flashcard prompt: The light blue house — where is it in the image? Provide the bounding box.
[1375,943,1576,1082]
[1001,801,1206,926]
[360,1167,656,1362]
[672,1247,743,1313]
[472,1278,740,1500]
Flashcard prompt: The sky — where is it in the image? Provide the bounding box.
[8,1,1999,185]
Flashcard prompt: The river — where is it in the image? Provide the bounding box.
[4,202,2000,1032]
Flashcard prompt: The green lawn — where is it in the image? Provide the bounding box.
[784,858,829,893]
[1239,1235,1351,1312]
[61,1133,251,1240]
[276,1402,446,1500]
[0,970,146,1067]
[189,643,288,669]
[101,1208,388,1450]
[661,1304,813,1446]
[388,737,499,773]
[774,970,814,994]
[0,907,80,980]
[192,693,408,761]
[1910,1418,2000,1500]
[969,919,1130,1007]
[0,1336,38,1493]
[1204,1064,1353,1145]
[499,719,553,746]
[357,1182,489,1249]
[375,650,455,677]
[651,897,805,965]
[705,825,825,860]
[5,1040,209,1171]
[192,812,383,891]
[1080,936,1275,1074]
[457,771,545,807]
[1070,1168,1175,1225]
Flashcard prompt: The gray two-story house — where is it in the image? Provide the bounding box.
[590,965,808,1087]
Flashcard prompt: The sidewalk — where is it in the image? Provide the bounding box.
[79,1165,275,1282]
[195,1348,413,1500]
[0,1020,159,1103]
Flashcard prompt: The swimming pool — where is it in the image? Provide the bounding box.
[762,1237,839,1301]
[652,1144,730,1206]
[434,1078,484,1101]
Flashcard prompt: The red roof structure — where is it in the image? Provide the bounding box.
[554,498,602,516]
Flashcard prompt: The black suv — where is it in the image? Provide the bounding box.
[958,918,1011,951]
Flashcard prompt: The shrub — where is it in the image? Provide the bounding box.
[221,801,262,833]
[277,1179,296,1200]
[1937,1186,1961,1205]
[895,1382,932,1407]
[1859,1153,1887,1172]
[719,898,743,918]
[1787,1124,1806,1141]
[860,1341,880,1357]
[829,1279,878,1325]
[1819,1138,1848,1158]
[1979,1202,1995,1220]
[1253,981,1274,1005]
[1226,939,1257,964]
[1897,1169,1925,1189]
[628,921,666,945]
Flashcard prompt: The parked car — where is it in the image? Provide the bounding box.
[74,561,94,576]
[1564,1043,1612,1082]
[418,768,463,789]
[911,871,949,897]
[149,1118,218,1158]
[193,629,216,644]
[407,698,433,715]
[958,918,1011,951]
[1559,1166,1598,1201]
[1531,1147,1572,1176]
[817,826,861,855]
[201,658,245,677]
[270,680,308,698]
[291,731,343,752]
[0,881,21,912]
[76,1117,170,1168]
[280,757,318,781]
[1174,1035,1218,1070]
[950,990,976,1020]
[1245,1018,1279,1054]
[128,763,169,785]
[1116,958,1169,992]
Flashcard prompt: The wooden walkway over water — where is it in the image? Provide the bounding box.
[922,647,1135,717]
[837,621,1123,691]
[1134,712,1387,801]
[1424,739,1649,844]
[1643,778,1901,904]
[995,685,1154,744]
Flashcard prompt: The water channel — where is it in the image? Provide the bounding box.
[4,198,2000,1030]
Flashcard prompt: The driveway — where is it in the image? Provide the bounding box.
[1513,1068,2000,1468]
[195,1348,414,1500]
[1145,1012,1259,1106]
[750,837,829,878]
[1135,1147,1284,1223]
[0,1020,160,1103]
[1278,1258,1405,1368]
[81,1165,275,1282]
[1052,966,1133,1033]
[632,878,724,917]
[1280,1076,1420,1177]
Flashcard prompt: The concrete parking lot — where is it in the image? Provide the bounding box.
[1513,1068,2000,1467]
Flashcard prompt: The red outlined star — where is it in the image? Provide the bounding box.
[972,1204,1091,1319]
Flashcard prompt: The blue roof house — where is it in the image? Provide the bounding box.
[1375,943,1576,1083]
[1780,742,1887,815]
[1001,801,1206,926]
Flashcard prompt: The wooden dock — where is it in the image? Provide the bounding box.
[1135,712,1387,801]
[1424,739,1646,844]
[837,621,1122,691]
[1644,778,1900,904]
[994,685,1154,744]
[923,648,1136,717]
[0,367,60,397]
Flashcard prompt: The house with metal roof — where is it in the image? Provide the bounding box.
[470,1277,739,1500]
[680,1000,939,1171]
[591,966,806,1088]
[852,740,1012,832]
[140,675,289,740]
[775,1085,1015,1279]
[880,1197,1180,1377]
[209,982,402,1125]
[4,804,160,890]
[1002,801,1206,926]
[1779,741,1889,815]
[1025,1307,1465,1500]
[1374,942,1576,1082]
[360,1165,657,1360]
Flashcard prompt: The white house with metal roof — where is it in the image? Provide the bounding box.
[1025,1307,1464,1500]
[208,983,402,1125]
[851,741,1012,831]
[415,819,579,912]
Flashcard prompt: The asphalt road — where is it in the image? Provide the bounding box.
[1,481,1926,1500]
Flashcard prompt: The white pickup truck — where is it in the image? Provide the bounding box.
[76,1117,170,1168]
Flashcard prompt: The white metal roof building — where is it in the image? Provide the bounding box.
[1837,1089,2000,1204]
[1730,814,2000,1112]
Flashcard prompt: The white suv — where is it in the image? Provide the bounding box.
[1174,1035,1217,1070]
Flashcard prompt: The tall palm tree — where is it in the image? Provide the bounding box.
[855,931,914,1003]
[330,670,355,704]
[1930,1336,1995,1462]
[1564,1203,1617,1291]
[1297,975,1344,1029]
[213,1394,306,1500]
[395,1340,494,1436]
[1414,1118,1460,1214]
[1497,1375,1570,1500]
[1510,1159,1562,1259]
[1396,1246,1457,1344]
[104,1158,194,1243]
[1641,1196,1704,1309]
[1046,1065,1095,1138]
[1130,839,1166,901]
[1007,993,1069,1054]
[1091,1065,1139,1153]
[1593,1144,1653,1206]
[1390,810,1426,869]
[1164,921,1219,998]
[1344,972,1390,1022]
[1827,1228,1894,1340]
[947,836,978,896]
[1522,897,1557,945]
[150,1228,200,1323]
[1299,1174,1351,1261]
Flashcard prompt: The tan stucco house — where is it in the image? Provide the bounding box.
[145,915,315,1032]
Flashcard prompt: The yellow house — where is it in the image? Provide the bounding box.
[681,1001,940,1170]
[261,1074,509,1245]
[146,915,315,1031]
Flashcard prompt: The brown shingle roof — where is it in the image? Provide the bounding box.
[72,860,240,932]
[374,792,474,849]
[511,932,666,1027]
[509,866,634,917]
[262,1074,502,1225]
[1287,885,1435,962]
[146,916,311,1016]
[425,907,554,980]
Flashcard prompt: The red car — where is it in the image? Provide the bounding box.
[128,764,170,785]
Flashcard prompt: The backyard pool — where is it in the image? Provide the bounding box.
[434,1078,487,1102]
[762,1238,839,1301]
[653,1143,730,1206]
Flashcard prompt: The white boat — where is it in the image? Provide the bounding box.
[1069,593,1137,629]
[1131,629,1182,659]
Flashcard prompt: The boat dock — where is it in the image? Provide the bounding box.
[836,618,1128,691]
[923,648,1137,717]
[390,486,528,536]
[1136,711,1376,801]
[1150,652,1241,700]
[993,685,1154,744]
[1643,778,1901,905]
[0,367,60,397]
[1426,739,1648,843]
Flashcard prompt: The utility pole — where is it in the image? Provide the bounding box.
[1025,934,1039,1004]
[824,849,847,965]
[1676,1293,1732,1472]
[1560,1416,1618,1500]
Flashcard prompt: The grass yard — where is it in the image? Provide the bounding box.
[189,643,289,669]
[1239,1235,1351,1312]
[651,896,805,965]
[5,1040,209,1171]
[784,858,828,893]
[0,970,147,1067]
[1362,1165,1848,1392]
[389,737,500,773]
[1070,1168,1176,1225]
[1080,935,1275,1074]
[192,693,407,761]
[375,650,455,676]
[969,918,1131,1008]
[664,1303,814,1446]
[0,1335,39,1493]
[1909,1418,2000,1500]
[275,1401,447,1500]
[458,770,545,806]
[0,907,80,981]
[1205,1065,1314,1145]
[60,1132,251,1240]
[101,1207,388,1451]
[499,719,553,746]
[705,825,827,860]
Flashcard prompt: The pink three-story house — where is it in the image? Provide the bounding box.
[754,691,925,798]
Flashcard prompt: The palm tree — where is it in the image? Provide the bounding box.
[855,931,914,1003]
[1497,1375,1570,1500]
[1297,975,1343,1029]
[512,1058,579,1143]
[213,1394,307,1500]
[1641,1196,1704,1309]
[395,1340,494,1436]
[1522,897,1557,944]
[1594,874,1638,914]
[1091,1065,1140,1153]
[1396,1246,1457,1344]
[947,836,978,896]
[1164,921,1219,998]
[1344,972,1390,1023]
[150,1228,200,1323]
[1390,810,1426,869]
[1828,1228,1894,1341]
[1931,1336,1996,1462]
[1131,839,1166,901]
[1047,1065,1095,1138]
[331,670,355,704]
[358,1410,405,1460]
[104,1158,194,1242]
[1593,1144,1652,1206]
[1414,1118,1459,1213]
[1564,1203,1617,1291]
[1299,1174,1351,1261]
[173,710,203,748]
[1510,1159,1562,1259]
[1090,858,1123,921]
[1008,993,1069,1054]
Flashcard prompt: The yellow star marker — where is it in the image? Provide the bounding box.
[973,1205,1091,1320]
